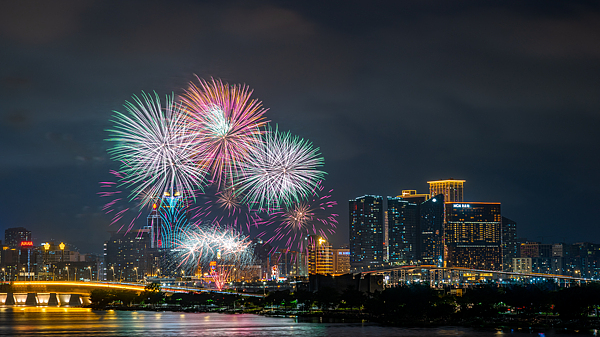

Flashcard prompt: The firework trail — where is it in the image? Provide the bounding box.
[190,186,261,234]
[106,92,207,207]
[211,264,232,291]
[98,170,144,233]
[258,182,338,254]
[237,125,326,212]
[181,77,268,188]
[173,223,254,276]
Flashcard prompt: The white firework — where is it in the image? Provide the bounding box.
[106,92,207,207]
[236,125,325,211]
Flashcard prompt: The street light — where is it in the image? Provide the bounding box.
[110,266,115,282]
[65,267,69,281]
[22,268,25,281]
[134,267,138,282]
[88,266,92,282]
[1,268,4,282]
[59,242,65,262]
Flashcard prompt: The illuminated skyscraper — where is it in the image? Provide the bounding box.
[148,191,191,249]
[427,179,465,203]
[147,203,162,249]
[444,202,502,270]
[501,216,517,272]
[308,236,333,275]
[419,194,444,266]
[387,197,419,264]
[349,195,384,271]
[332,247,350,275]
[5,227,31,249]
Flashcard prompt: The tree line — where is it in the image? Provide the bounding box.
[88,282,600,328]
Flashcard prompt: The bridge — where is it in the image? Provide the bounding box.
[359,264,597,285]
[0,281,262,306]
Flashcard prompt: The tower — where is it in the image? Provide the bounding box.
[501,216,517,272]
[349,195,384,271]
[147,203,162,249]
[427,179,465,203]
[308,236,333,275]
[157,191,190,249]
[5,227,31,249]
[419,194,444,266]
[444,202,502,270]
[387,197,419,264]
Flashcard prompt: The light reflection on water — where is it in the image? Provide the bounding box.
[0,307,588,336]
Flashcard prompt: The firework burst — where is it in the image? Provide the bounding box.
[237,125,326,211]
[190,186,261,233]
[181,77,268,188]
[98,170,144,233]
[106,92,206,207]
[174,223,254,275]
[259,183,338,253]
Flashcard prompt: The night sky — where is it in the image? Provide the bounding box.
[1,1,599,253]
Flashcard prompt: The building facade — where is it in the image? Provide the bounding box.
[387,197,419,264]
[4,227,31,249]
[349,195,385,271]
[308,236,333,275]
[332,248,350,275]
[444,202,502,270]
[427,179,465,203]
[418,194,445,266]
[501,217,517,271]
[104,228,159,282]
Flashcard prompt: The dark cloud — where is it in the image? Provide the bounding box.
[0,0,599,251]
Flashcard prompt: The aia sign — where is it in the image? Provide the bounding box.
[20,241,33,247]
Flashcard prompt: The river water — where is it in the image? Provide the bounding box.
[0,307,591,336]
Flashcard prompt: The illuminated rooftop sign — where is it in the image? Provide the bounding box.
[453,204,470,208]
[20,241,33,247]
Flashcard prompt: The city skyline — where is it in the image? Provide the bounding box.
[1,1,600,252]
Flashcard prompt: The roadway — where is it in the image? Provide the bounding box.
[8,281,264,297]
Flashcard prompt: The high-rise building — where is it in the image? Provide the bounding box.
[5,227,31,249]
[501,217,517,271]
[444,202,502,270]
[349,195,385,271]
[308,236,333,275]
[427,179,465,203]
[104,228,159,282]
[147,203,162,249]
[387,197,419,264]
[419,194,445,266]
[520,242,540,258]
[156,191,189,249]
[332,248,350,275]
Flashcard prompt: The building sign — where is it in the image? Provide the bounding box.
[338,251,350,255]
[20,241,33,247]
[453,204,470,208]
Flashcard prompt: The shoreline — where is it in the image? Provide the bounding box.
[79,304,600,333]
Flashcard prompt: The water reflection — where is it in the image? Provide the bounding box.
[0,308,589,336]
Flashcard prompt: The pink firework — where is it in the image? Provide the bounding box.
[181,77,268,188]
[98,170,144,233]
[190,186,261,233]
[211,264,232,291]
[258,183,338,254]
